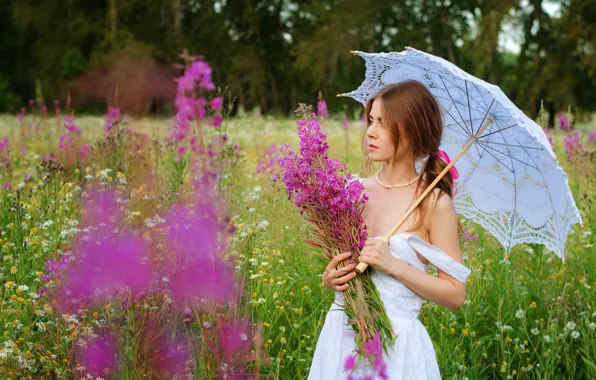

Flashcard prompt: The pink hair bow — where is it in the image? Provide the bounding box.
[436,150,459,180]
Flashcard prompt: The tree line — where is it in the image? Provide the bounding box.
[1,0,595,125]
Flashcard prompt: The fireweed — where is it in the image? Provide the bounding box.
[558,114,573,132]
[588,130,596,145]
[56,114,92,168]
[43,181,253,378]
[277,104,395,365]
[563,131,585,162]
[317,98,329,119]
[167,55,229,198]
[256,143,281,181]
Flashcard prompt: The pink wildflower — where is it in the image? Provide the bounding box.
[79,334,118,377]
[563,131,585,161]
[165,200,235,306]
[210,97,223,110]
[211,114,223,128]
[317,99,329,118]
[0,137,8,152]
[103,107,121,134]
[558,114,572,132]
[80,144,92,162]
[63,116,81,135]
[543,128,554,151]
[342,117,349,130]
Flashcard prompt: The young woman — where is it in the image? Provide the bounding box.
[308,81,472,379]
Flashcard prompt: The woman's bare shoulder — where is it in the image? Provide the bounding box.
[360,175,376,189]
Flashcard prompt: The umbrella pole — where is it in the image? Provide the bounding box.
[355,118,494,274]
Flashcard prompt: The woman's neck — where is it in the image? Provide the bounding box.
[378,158,418,186]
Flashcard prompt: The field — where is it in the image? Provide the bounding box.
[0,108,595,380]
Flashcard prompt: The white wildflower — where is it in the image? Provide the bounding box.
[565,321,576,331]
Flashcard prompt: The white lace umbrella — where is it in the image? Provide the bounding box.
[339,47,582,267]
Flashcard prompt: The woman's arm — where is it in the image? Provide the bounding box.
[387,194,467,312]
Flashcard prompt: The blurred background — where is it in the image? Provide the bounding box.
[1,0,595,126]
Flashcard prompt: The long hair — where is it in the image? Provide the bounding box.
[362,80,457,232]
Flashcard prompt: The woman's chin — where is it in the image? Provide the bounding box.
[367,152,382,161]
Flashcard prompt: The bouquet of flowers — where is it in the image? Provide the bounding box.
[277,104,395,361]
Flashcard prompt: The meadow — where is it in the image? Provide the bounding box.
[0,102,595,380]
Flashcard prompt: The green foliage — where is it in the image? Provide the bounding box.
[0,0,595,118]
[59,48,87,78]
[0,74,20,112]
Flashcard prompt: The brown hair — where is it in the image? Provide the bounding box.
[362,80,458,232]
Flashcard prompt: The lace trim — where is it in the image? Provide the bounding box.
[404,235,471,283]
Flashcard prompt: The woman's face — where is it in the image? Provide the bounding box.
[366,99,409,162]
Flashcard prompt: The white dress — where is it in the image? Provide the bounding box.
[308,233,472,380]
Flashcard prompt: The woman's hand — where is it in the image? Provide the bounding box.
[357,239,396,274]
[322,252,357,292]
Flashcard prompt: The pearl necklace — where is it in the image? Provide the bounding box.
[375,168,421,189]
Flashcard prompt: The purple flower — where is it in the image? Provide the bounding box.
[211,114,223,128]
[62,235,152,307]
[256,143,280,180]
[344,354,357,371]
[165,200,235,306]
[463,230,478,241]
[363,333,383,357]
[170,57,218,142]
[151,333,191,376]
[317,99,329,118]
[43,254,70,281]
[342,117,349,130]
[219,320,251,361]
[2,182,11,190]
[79,335,118,377]
[63,116,81,135]
[58,135,73,149]
[103,107,121,134]
[588,130,596,144]
[108,107,121,121]
[210,97,223,110]
[57,189,152,309]
[80,144,92,162]
[563,131,585,161]
[0,137,9,153]
[543,128,554,151]
[558,114,572,132]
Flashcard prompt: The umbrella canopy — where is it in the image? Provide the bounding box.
[341,47,582,260]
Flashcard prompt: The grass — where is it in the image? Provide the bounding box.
[0,111,594,379]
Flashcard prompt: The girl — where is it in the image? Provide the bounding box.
[308,81,472,379]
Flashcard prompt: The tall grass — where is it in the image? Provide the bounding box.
[0,112,594,379]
